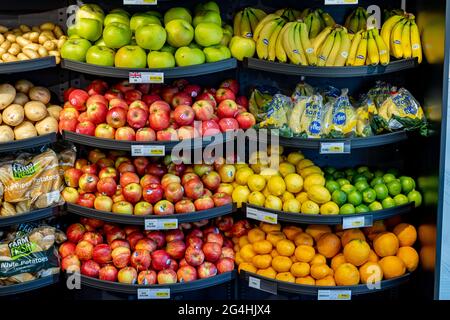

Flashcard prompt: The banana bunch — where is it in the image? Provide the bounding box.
[380,13,422,63]
[384,9,405,21]
[275,8,302,22]
[311,25,351,67]
[276,21,317,65]
[346,28,390,66]
[304,9,336,39]
[344,7,369,34]
[234,7,267,39]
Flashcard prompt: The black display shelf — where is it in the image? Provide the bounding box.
[0,57,56,74]
[61,58,238,79]
[71,271,236,295]
[0,206,60,227]
[243,58,418,77]
[0,275,59,296]
[240,271,411,297]
[0,133,57,153]
[244,202,414,226]
[66,203,235,225]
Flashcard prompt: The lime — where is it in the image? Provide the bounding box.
[368,201,383,211]
[370,177,384,187]
[337,178,351,187]
[374,170,384,178]
[345,168,356,178]
[387,180,402,196]
[373,183,389,200]
[400,177,416,194]
[355,180,370,192]
[326,180,341,194]
[408,190,422,208]
[348,190,363,206]
[355,204,370,213]
[331,190,347,206]
[387,168,400,177]
[341,184,356,194]
[383,173,396,184]
[362,188,377,204]
[333,171,346,180]
[324,167,337,175]
[382,196,396,209]
[340,203,356,215]
[393,194,409,206]
[357,166,370,174]
[347,175,354,183]
[324,174,334,181]
[352,174,367,184]
[362,171,374,181]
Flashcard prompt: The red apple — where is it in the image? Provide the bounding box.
[77,193,96,208]
[96,157,115,169]
[99,265,118,281]
[181,173,201,185]
[131,249,151,271]
[138,270,157,285]
[92,244,112,264]
[206,233,224,247]
[81,164,98,175]
[173,105,195,126]
[131,157,148,177]
[184,246,205,267]
[87,102,108,125]
[113,80,135,93]
[236,96,248,109]
[79,173,99,193]
[175,199,196,214]
[201,119,221,137]
[202,242,222,262]
[104,89,124,101]
[217,99,238,118]
[64,168,83,188]
[197,261,218,279]
[109,98,128,110]
[64,87,76,101]
[193,100,214,121]
[177,265,197,282]
[187,236,203,249]
[161,86,179,103]
[142,183,164,204]
[188,229,203,239]
[150,100,171,114]
[157,127,178,141]
[82,232,103,246]
[95,124,115,139]
[142,94,162,106]
[111,246,131,268]
[147,231,166,249]
[103,223,119,234]
[129,100,148,112]
[201,171,221,191]
[184,84,202,98]
[118,266,138,284]
[216,257,234,274]
[99,167,118,181]
[153,200,175,215]
[66,223,86,243]
[88,149,105,164]
[173,79,189,90]
[196,92,217,108]
[177,126,198,140]
[112,201,134,214]
[69,89,89,109]
[135,238,157,253]
[106,107,127,128]
[221,247,235,260]
[81,260,101,278]
[97,177,117,197]
[59,242,76,258]
[127,232,145,250]
[118,163,136,175]
[136,128,156,141]
[62,187,79,204]
[86,80,108,96]
[184,179,204,200]
[212,192,232,207]
[215,215,234,231]
[157,269,177,284]
[140,174,160,187]
[215,88,235,103]
[166,240,186,260]
[146,163,167,177]
[231,220,251,237]
[179,258,189,267]
[161,174,181,189]
[75,159,89,170]
[236,112,256,129]
[125,89,143,104]
[136,84,150,95]
[106,227,126,244]
[203,189,213,197]
[194,196,215,211]
[166,229,185,242]
[115,156,131,168]
[127,107,148,129]
[219,117,239,132]
[151,250,171,271]
[61,254,81,273]
[110,239,130,250]
[59,119,78,133]
[78,112,89,123]
[132,201,152,215]
[219,79,239,95]
[75,121,96,136]
[120,172,140,187]
[75,240,94,261]
[149,110,170,131]
[164,182,184,203]
[115,126,136,141]
[172,92,193,107]
[122,183,142,204]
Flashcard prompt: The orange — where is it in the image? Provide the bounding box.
[379,256,406,279]
[359,261,383,284]
[240,244,256,262]
[257,267,277,279]
[266,231,286,246]
[296,276,316,286]
[310,254,327,265]
[272,256,293,272]
[393,223,417,247]
[276,272,296,283]
[418,224,437,246]
[317,233,342,258]
[305,225,332,242]
[290,255,298,263]
[271,249,279,258]
[235,252,244,265]
[396,246,419,272]
[316,275,336,286]
[373,232,399,257]
[331,253,347,271]
[334,263,360,286]
[368,249,379,263]
[276,239,296,257]
[260,222,281,233]
[364,220,387,241]
[343,239,370,266]
[294,233,314,247]
[341,229,366,247]
[283,226,303,240]
[294,245,316,263]
[290,262,310,277]
[420,245,436,271]
[238,262,257,273]
[248,228,266,243]
[310,263,332,280]
[239,236,249,248]
[252,254,272,269]
[253,240,273,254]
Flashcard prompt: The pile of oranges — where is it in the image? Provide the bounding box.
[233,220,420,286]
[418,223,436,271]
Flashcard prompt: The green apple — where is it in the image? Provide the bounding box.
[69,35,82,39]
[76,4,105,23]
[103,22,132,49]
[95,38,106,46]
[220,26,233,46]
[136,24,167,50]
[188,42,202,49]
[223,24,233,35]
[175,46,205,66]
[195,22,223,47]
[160,44,176,54]
[86,45,115,66]
[164,7,192,25]
[165,19,194,48]
[76,18,103,41]
[67,24,78,37]
[61,38,92,62]
[203,45,231,63]
[115,45,147,68]
[110,8,130,17]
[146,10,163,20]
[193,10,222,27]
[104,13,130,27]
[229,36,256,61]
[196,1,220,13]
[148,51,176,68]
[130,13,161,32]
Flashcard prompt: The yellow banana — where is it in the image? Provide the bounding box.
[268,20,285,61]
[346,30,363,66]
[312,26,332,54]
[276,23,290,63]
[309,12,323,39]
[317,30,336,66]
[367,29,380,65]
[253,14,279,41]
[357,9,367,31]
[349,11,360,33]
[299,22,317,65]
[251,8,267,21]
[326,28,341,66]
[334,29,352,66]
[401,20,412,58]
[233,11,242,36]
[283,22,300,64]
[410,20,422,63]
[354,31,368,66]
[240,10,253,38]
[321,11,336,27]
[256,18,281,59]
[372,28,390,65]
[293,23,308,66]
[344,11,354,31]
[381,15,404,53]
[390,19,406,58]
[247,9,260,36]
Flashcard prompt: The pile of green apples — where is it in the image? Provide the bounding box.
[61,2,233,68]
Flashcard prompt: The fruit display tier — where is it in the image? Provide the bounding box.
[0,206,60,227]
[0,275,59,297]
[239,270,411,297]
[243,58,418,78]
[60,58,238,79]
[243,202,414,226]
[69,271,236,295]
[0,57,57,74]
[0,133,57,153]
[66,203,236,225]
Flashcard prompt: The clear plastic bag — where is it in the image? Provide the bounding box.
[323,89,357,138]
[299,95,326,138]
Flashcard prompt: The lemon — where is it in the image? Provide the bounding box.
[247,174,266,192]
[235,167,254,185]
[287,152,304,165]
[268,145,284,155]
[282,191,295,202]
[285,173,304,193]
[262,186,272,197]
[249,151,268,164]
[307,185,331,204]
[232,181,240,189]
[250,163,267,174]
[320,202,340,215]
[279,162,296,177]
[301,200,320,214]
[265,195,283,211]
[296,159,315,171]
[260,168,280,181]
[296,192,309,204]
[283,199,301,213]
[235,163,249,170]
[232,185,250,208]
[300,166,324,178]
[304,174,326,192]
[248,191,265,207]
[268,176,286,196]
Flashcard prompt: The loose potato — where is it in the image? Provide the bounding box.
[0,25,8,33]
[23,43,40,51]
[16,36,31,47]
[19,25,31,33]
[0,83,16,110]
[1,40,11,50]
[41,31,55,40]
[22,32,30,40]
[31,26,40,33]
[17,53,29,61]
[13,92,29,105]
[40,22,55,31]
[46,105,62,119]
[0,125,14,142]
[38,47,48,57]
[29,32,39,43]
[0,34,4,44]
[29,86,51,104]
[2,104,24,126]
[0,48,6,56]
[22,48,39,59]
[6,34,16,43]
[1,53,18,62]
[43,40,55,51]
[8,43,21,56]
[53,25,64,38]
[0,112,2,124]
[24,101,47,121]
[15,79,34,94]
[48,50,61,64]
[14,121,37,140]
[35,116,58,135]
[38,34,49,45]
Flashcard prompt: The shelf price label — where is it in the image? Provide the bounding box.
[342,215,373,230]
[325,0,358,4]
[145,219,178,231]
[131,145,165,157]
[124,0,157,5]
[318,290,352,300]
[320,142,351,154]
[246,207,278,224]
[129,72,164,84]
[137,288,170,300]
[248,276,278,295]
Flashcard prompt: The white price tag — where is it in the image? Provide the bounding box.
[137,288,170,299]
[46,190,61,204]
[124,0,157,5]
[342,215,373,230]
[248,276,278,294]
[246,207,278,224]
[131,145,165,157]
[318,290,352,300]
[320,142,350,154]
[129,72,164,84]
[325,0,358,4]
[249,276,261,289]
[145,219,178,230]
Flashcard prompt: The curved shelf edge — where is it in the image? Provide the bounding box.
[0,56,56,74]
[0,133,57,153]
[240,271,411,296]
[243,58,418,78]
[61,58,238,79]
[66,203,236,225]
[0,274,59,296]
[0,206,60,227]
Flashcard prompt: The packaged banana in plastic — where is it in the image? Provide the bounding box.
[291,79,314,103]
[248,86,278,123]
[258,94,293,133]
[299,94,326,138]
[319,86,341,105]
[289,96,308,135]
[367,81,393,108]
[355,98,377,137]
[323,89,357,138]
